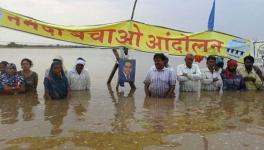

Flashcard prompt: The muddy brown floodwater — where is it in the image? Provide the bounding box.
[0,48,264,150]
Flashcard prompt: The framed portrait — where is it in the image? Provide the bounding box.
[118,59,136,82]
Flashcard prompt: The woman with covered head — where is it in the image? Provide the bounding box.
[0,63,26,94]
[44,61,70,100]
[221,59,245,91]
[45,56,67,77]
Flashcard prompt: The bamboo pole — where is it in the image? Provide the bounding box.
[107,0,139,87]
[107,63,119,84]
[107,49,119,84]
[131,0,138,20]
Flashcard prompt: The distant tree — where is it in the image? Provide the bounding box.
[7,42,23,48]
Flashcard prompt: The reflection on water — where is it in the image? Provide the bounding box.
[0,95,19,124]
[1,48,264,149]
[20,93,39,122]
[69,91,91,121]
[1,90,264,149]
[108,85,136,133]
[45,99,69,135]
[0,93,39,124]
[143,98,175,133]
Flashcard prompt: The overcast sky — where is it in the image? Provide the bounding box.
[0,0,263,45]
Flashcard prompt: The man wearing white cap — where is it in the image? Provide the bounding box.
[67,57,91,91]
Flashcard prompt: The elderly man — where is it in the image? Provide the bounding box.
[238,55,262,90]
[67,57,91,91]
[201,55,223,91]
[144,53,176,98]
[177,53,202,92]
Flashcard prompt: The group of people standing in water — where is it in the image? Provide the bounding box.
[0,59,38,95]
[0,56,90,99]
[1,52,264,99]
[144,53,264,98]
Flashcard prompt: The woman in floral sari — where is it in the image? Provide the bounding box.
[0,63,25,94]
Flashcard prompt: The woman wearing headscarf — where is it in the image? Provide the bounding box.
[0,63,26,94]
[45,56,68,77]
[221,59,245,91]
[44,61,70,100]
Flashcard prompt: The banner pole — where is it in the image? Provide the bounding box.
[131,0,138,20]
[253,41,257,58]
[107,48,119,85]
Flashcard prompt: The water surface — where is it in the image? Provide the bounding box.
[0,48,264,150]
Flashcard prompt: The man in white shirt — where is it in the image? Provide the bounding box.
[144,53,176,98]
[67,58,91,91]
[177,53,202,92]
[201,55,223,91]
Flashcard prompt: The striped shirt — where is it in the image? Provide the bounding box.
[144,67,176,97]
[201,68,223,91]
[177,64,202,92]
